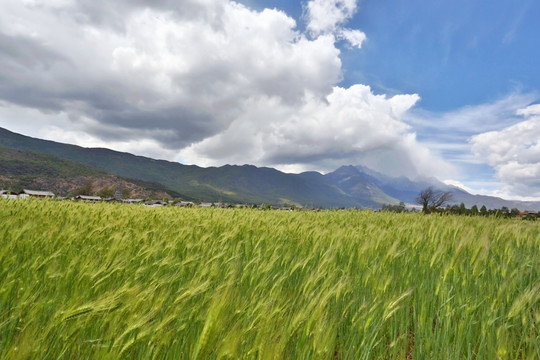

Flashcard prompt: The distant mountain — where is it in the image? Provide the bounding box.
[352,165,438,204]
[345,165,540,211]
[0,127,361,207]
[441,186,540,212]
[0,146,179,199]
[320,166,399,205]
[1,126,539,210]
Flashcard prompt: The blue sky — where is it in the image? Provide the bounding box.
[248,0,540,199]
[342,0,540,198]
[0,0,539,200]
[248,0,539,110]
[342,0,539,109]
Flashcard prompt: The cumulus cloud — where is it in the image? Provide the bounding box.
[470,104,540,197]
[407,93,536,133]
[305,0,366,48]
[305,0,357,35]
[0,0,448,179]
[443,179,477,194]
[179,85,455,178]
[1,0,340,144]
[516,103,540,117]
[403,93,537,169]
[338,29,367,48]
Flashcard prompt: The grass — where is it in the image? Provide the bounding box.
[0,199,538,359]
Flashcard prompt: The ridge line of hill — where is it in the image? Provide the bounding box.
[1,127,539,210]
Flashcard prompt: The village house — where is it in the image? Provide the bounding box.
[73,195,102,202]
[517,211,537,219]
[1,190,18,199]
[122,198,144,204]
[198,202,213,208]
[174,201,194,207]
[18,189,55,199]
[143,200,168,207]
[213,202,231,208]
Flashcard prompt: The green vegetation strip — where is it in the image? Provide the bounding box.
[0,200,538,359]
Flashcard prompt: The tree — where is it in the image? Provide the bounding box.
[97,187,114,198]
[75,181,94,196]
[470,205,479,216]
[415,187,453,214]
[449,204,461,215]
[382,202,406,213]
[480,205,488,216]
[121,188,131,199]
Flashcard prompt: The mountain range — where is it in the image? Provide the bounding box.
[1,126,539,210]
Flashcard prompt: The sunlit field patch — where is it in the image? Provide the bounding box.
[0,199,538,359]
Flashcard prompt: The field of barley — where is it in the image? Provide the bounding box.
[0,199,538,359]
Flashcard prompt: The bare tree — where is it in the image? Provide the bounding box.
[415,187,453,214]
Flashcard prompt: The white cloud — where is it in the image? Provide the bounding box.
[516,103,540,117]
[180,84,456,178]
[443,179,477,194]
[338,28,367,48]
[444,179,540,202]
[305,0,358,35]
[305,0,366,48]
[402,93,538,175]
[403,95,540,199]
[0,0,341,146]
[470,104,540,198]
[406,93,536,133]
[0,0,451,181]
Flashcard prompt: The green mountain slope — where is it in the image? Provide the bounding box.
[3,127,538,210]
[0,146,180,199]
[0,127,366,206]
[0,146,105,178]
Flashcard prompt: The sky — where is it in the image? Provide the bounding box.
[0,0,539,200]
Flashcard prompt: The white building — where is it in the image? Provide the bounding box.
[18,189,55,199]
[1,190,18,199]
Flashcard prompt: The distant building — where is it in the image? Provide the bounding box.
[175,201,194,207]
[213,202,229,208]
[144,200,168,207]
[123,198,144,204]
[517,211,537,219]
[74,195,102,202]
[1,190,17,199]
[18,189,55,199]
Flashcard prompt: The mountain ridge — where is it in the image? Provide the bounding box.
[0,145,183,199]
[1,126,539,210]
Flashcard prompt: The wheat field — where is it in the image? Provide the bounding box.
[0,199,538,359]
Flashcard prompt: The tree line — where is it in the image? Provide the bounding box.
[381,187,538,219]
